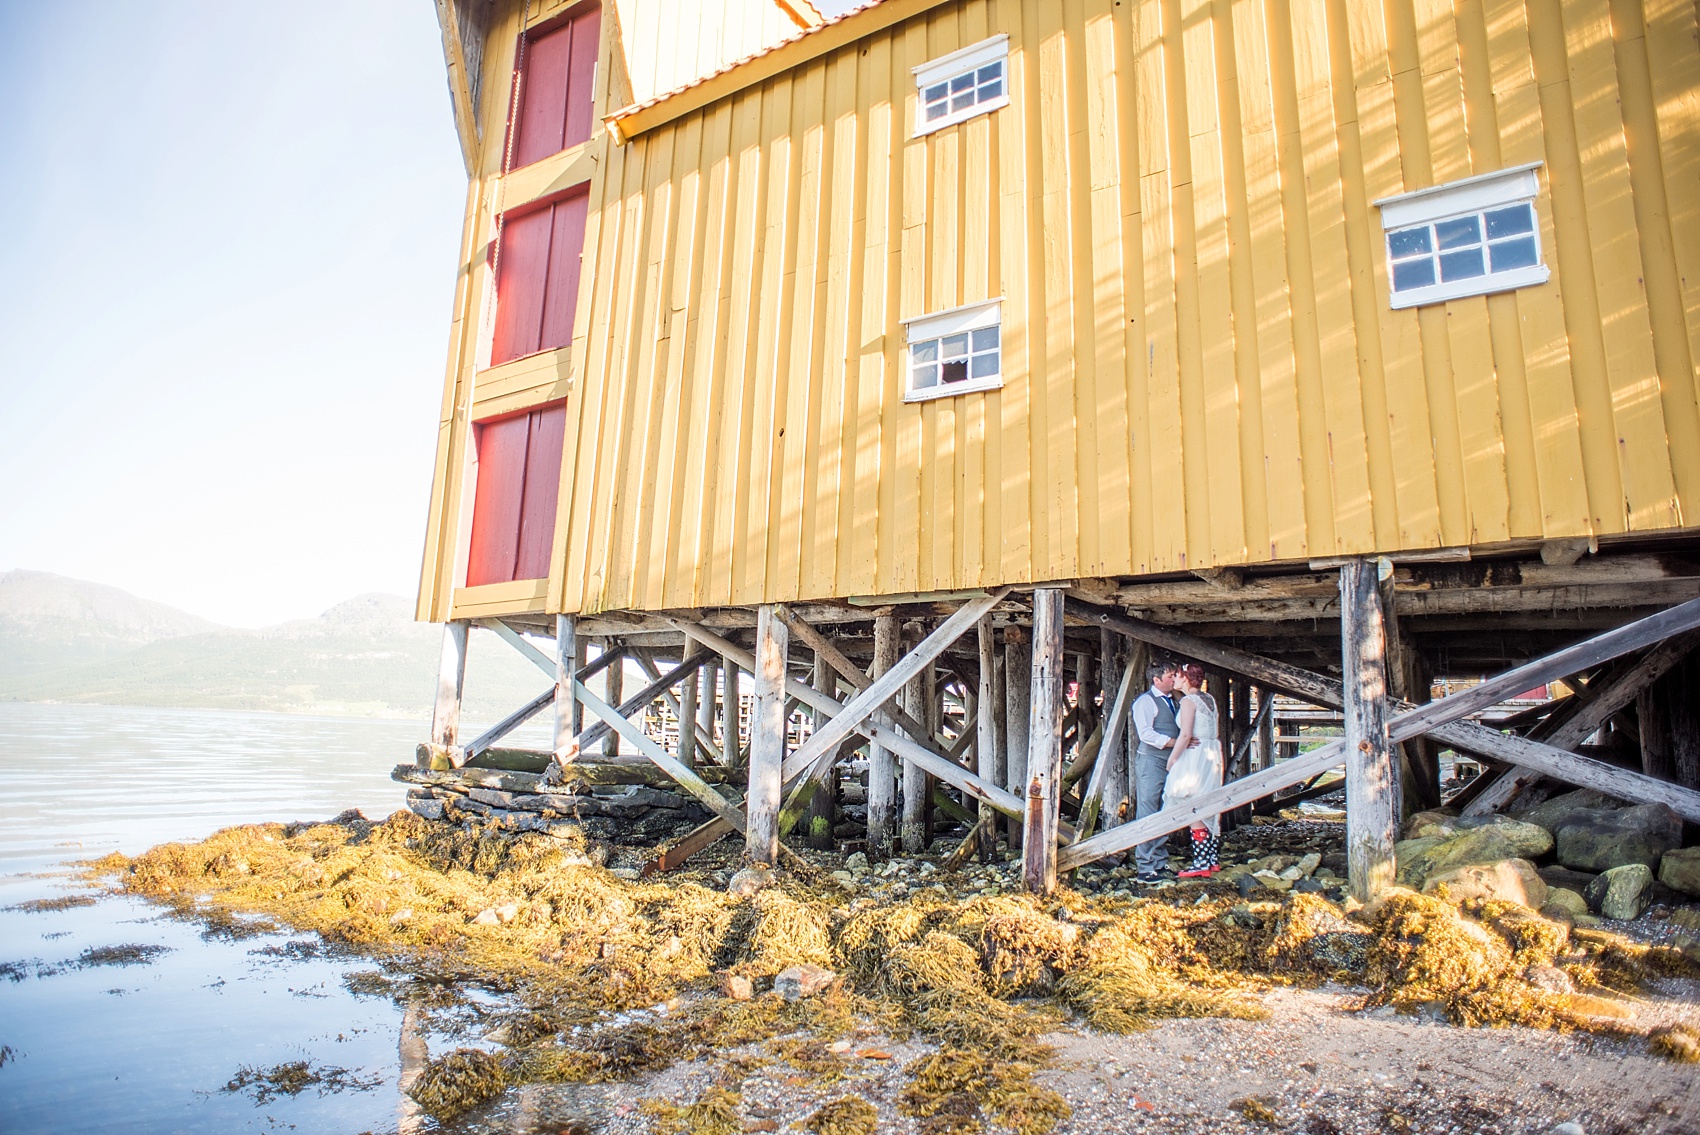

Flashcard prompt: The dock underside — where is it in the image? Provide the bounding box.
[411,538,1700,898]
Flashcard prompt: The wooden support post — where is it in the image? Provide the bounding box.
[1669,654,1700,789]
[699,658,719,762]
[430,622,469,750]
[746,606,788,866]
[991,646,1008,849]
[553,615,576,757]
[572,636,587,735]
[802,650,838,849]
[678,638,699,768]
[1004,625,1031,850]
[603,642,623,759]
[1341,562,1397,903]
[868,615,900,858]
[901,621,929,855]
[1254,687,1275,771]
[1097,629,1128,832]
[1024,589,1065,894]
[1639,680,1672,780]
[977,616,1000,862]
[722,663,741,767]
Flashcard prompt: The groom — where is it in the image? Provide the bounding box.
[1129,659,1182,884]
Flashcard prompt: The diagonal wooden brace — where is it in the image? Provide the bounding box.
[556,650,715,763]
[572,680,747,830]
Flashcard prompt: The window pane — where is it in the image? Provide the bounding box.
[978,78,1003,100]
[1387,227,1432,258]
[941,360,968,384]
[952,92,975,113]
[950,72,975,93]
[971,326,999,351]
[1485,204,1534,239]
[978,63,1002,84]
[1435,215,1481,250]
[970,351,999,379]
[941,333,970,357]
[912,363,938,388]
[1392,258,1435,291]
[1439,247,1485,280]
[925,83,948,103]
[926,102,948,121]
[1489,236,1539,272]
[911,339,938,362]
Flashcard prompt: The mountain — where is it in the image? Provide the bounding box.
[0,569,220,683]
[0,573,547,719]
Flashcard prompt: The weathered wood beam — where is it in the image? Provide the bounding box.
[901,621,930,855]
[746,606,788,866]
[554,615,576,757]
[1341,562,1397,902]
[555,650,715,762]
[430,622,470,751]
[1075,655,1139,842]
[1024,588,1065,894]
[629,648,720,763]
[678,638,699,769]
[1004,625,1031,850]
[867,614,900,858]
[573,679,745,831]
[977,614,1000,862]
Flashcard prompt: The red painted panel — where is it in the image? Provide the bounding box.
[490,205,552,365]
[514,403,568,580]
[539,188,590,351]
[466,414,533,587]
[563,7,601,149]
[513,20,572,168]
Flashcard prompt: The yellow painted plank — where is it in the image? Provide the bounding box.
[995,0,1033,582]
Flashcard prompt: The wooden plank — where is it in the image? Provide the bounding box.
[430,622,470,748]
[479,618,557,677]
[1075,645,1139,841]
[900,622,930,855]
[746,606,789,865]
[557,650,714,760]
[1024,588,1065,894]
[554,615,576,755]
[1340,562,1397,902]
[976,614,999,862]
[867,614,899,857]
[1004,624,1031,849]
[462,687,557,764]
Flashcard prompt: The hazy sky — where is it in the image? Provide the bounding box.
[0,3,465,627]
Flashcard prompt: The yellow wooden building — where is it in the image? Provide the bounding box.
[414,0,1700,891]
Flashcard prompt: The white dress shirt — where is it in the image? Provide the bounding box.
[1131,685,1178,750]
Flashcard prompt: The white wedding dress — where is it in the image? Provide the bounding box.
[1162,692,1224,835]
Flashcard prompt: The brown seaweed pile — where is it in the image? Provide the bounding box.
[90,811,1700,1130]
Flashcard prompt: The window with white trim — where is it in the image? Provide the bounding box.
[913,35,1009,137]
[904,300,1002,402]
[1375,163,1549,309]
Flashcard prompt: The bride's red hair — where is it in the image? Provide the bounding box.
[1179,662,1206,687]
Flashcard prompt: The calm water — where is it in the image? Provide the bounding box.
[0,703,552,1135]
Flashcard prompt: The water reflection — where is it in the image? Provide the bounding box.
[0,703,565,1134]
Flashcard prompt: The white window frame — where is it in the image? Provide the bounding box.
[1374,162,1549,309]
[913,35,1010,138]
[903,298,1004,403]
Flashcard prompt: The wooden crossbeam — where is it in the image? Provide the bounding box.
[460,686,556,763]
[555,650,715,761]
[630,648,720,757]
[1075,658,1140,842]
[774,603,949,751]
[479,619,556,677]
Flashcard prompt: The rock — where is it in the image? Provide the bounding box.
[1255,873,1294,892]
[471,908,501,926]
[1542,887,1589,919]
[1548,1125,1585,1135]
[1457,816,1554,858]
[1293,878,1327,895]
[1554,804,1682,872]
[495,902,520,924]
[1294,853,1322,878]
[1397,828,1521,890]
[1524,964,1574,994]
[830,870,855,885]
[1393,837,1445,885]
[773,963,836,1001]
[1278,865,1305,881]
[720,973,754,1001]
[1584,863,1653,921]
[727,864,776,898]
[1422,859,1548,908]
[1538,865,1600,895]
[1403,809,1461,839]
[1658,847,1700,897]
[1235,874,1259,898]
[1518,788,1624,834]
[607,867,640,881]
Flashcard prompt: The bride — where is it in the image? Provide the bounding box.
[1164,663,1224,877]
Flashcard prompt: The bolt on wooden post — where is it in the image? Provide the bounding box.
[1024,588,1066,894]
[1340,561,1398,902]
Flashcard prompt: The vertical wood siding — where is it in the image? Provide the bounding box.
[419,0,1699,619]
[546,0,1700,615]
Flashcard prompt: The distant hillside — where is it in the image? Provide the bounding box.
[0,573,546,719]
[0,569,220,683]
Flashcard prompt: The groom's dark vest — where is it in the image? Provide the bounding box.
[1133,690,1180,762]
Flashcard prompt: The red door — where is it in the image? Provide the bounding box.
[512,4,601,168]
[489,186,590,366]
[466,402,568,586]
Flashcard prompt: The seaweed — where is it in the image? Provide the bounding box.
[806,1095,880,1135]
[640,1086,742,1135]
[6,895,97,913]
[1649,1024,1700,1064]
[407,1047,506,1120]
[223,1060,379,1106]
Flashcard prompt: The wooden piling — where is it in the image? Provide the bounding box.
[603,641,623,759]
[867,614,900,858]
[803,650,838,848]
[746,605,788,866]
[1097,628,1128,832]
[678,637,699,768]
[430,622,469,750]
[977,615,1000,861]
[1004,625,1031,850]
[901,620,929,855]
[1340,561,1397,903]
[1024,588,1065,894]
[1254,686,1275,772]
[552,615,576,757]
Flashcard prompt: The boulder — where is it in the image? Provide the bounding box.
[1457,816,1554,857]
[1393,838,1445,887]
[1403,810,1461,840]
[720,973,754,1001]
[1396,828,1521,890]
[774,963,837,1001]
[1518,789,1624,834]
[1421,859,1548,908]
[1584,864,1653,921]
[1657,847,1700,898]
[1524,964,1574,994]
[1542,887,1589,919]
[1538,865,1600,894]
[1553,804,1682,872]
[727,864,776,898]
[1294,853,1322,878]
